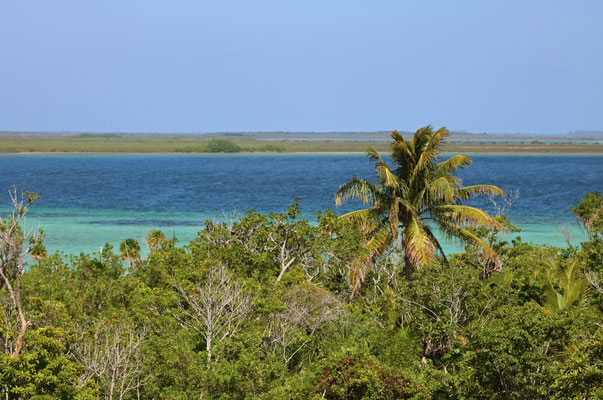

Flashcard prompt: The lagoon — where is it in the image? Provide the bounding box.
[1,153,601,255]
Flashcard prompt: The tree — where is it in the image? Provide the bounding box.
[119,238,141,266]
[174,264,251,363]
[570,192,603,238]
[263,284,342,366]
[205,139,241,153]
[335,127,505,292]
[397,259,482,364]
[73,322,147,400]
[265,200,316,282]
[0,188,44,357]
[465,302,569,399]
[145,229,167,251]
[31,242,47,264]
[571,193,603,308]
[0,327,93,399]
[300,350,424,400]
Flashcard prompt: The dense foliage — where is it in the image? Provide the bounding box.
[1,129,601,398]
[0,194,600,399]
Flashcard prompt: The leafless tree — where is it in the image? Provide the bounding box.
[263,285,342,366]
[264,223,314,282]
[174,264,251,363]
[0,187,44,357]
[211,209,241,227]
[557,224,575,247]
[72,322,147,400]
[469,188,521,278]
[487,188,519,217]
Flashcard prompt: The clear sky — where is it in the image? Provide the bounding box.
[1,1,602,134]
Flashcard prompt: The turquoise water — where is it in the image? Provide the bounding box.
[258,138,603,144]
[0,153,601,255]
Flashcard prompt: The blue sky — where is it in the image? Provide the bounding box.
[1,1,602,134]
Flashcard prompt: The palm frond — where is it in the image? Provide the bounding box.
[391,139,415,167]
[349,226,393,297]
[411,126,436,156]
[412,149,437,179]
[335,177,380,206]
[390,130,405,142]
[435,155,472,178]
[424,176,459,204]
[388,201,399,239]
[457,185,505,200]
[339,208,372,223]
[366,146,388,167]
[434,205,505,230]
[431,127,450,148]
[403,217,436,267]
[365,226,393,257]
[438,219,501,266]
[339,208,382,236]
[375,164,400,189]
[348,253,372,298]
[365,147,402,189]
[453,225,501,266]
[423,224,448,265]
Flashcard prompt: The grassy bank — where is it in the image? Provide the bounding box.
[0,132,602,154]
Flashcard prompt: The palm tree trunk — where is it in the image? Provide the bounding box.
[403,252,414,280]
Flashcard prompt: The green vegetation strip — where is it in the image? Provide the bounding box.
[0,132,602,153]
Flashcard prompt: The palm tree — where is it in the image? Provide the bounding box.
[335,126,505,294]
[31,243,47,264]
[119,238,141,267]
[145,229,167,251]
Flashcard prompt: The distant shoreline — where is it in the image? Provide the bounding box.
[3,150,603,156]
[1,131,602,154]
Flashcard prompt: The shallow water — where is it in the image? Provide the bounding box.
[0,153,601,255]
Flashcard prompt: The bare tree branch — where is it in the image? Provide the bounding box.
[263,286,342,366]
[174,264,251,364]
[72,322,148,400]
[0,187,44,357]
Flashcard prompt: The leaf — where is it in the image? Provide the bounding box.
[452,225,501,267]
[403,217,436,267]
[349,226,393,298]
[434,205,506,230]
[435,155,472,178]
[335,177,380,206]
[457,185,506,199]
[545,259,588,310]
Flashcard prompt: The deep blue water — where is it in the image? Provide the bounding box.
[0,153,601,254]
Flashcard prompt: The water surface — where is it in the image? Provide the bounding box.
[0,153,601,255]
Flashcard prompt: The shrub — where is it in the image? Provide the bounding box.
[205,139,241,153]
[298,350,426,400]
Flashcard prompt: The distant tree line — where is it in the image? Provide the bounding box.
[175,139,286,153]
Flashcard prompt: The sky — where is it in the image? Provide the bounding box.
[1,0,602,134]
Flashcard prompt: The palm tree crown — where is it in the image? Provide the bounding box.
[335,126,505,294]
